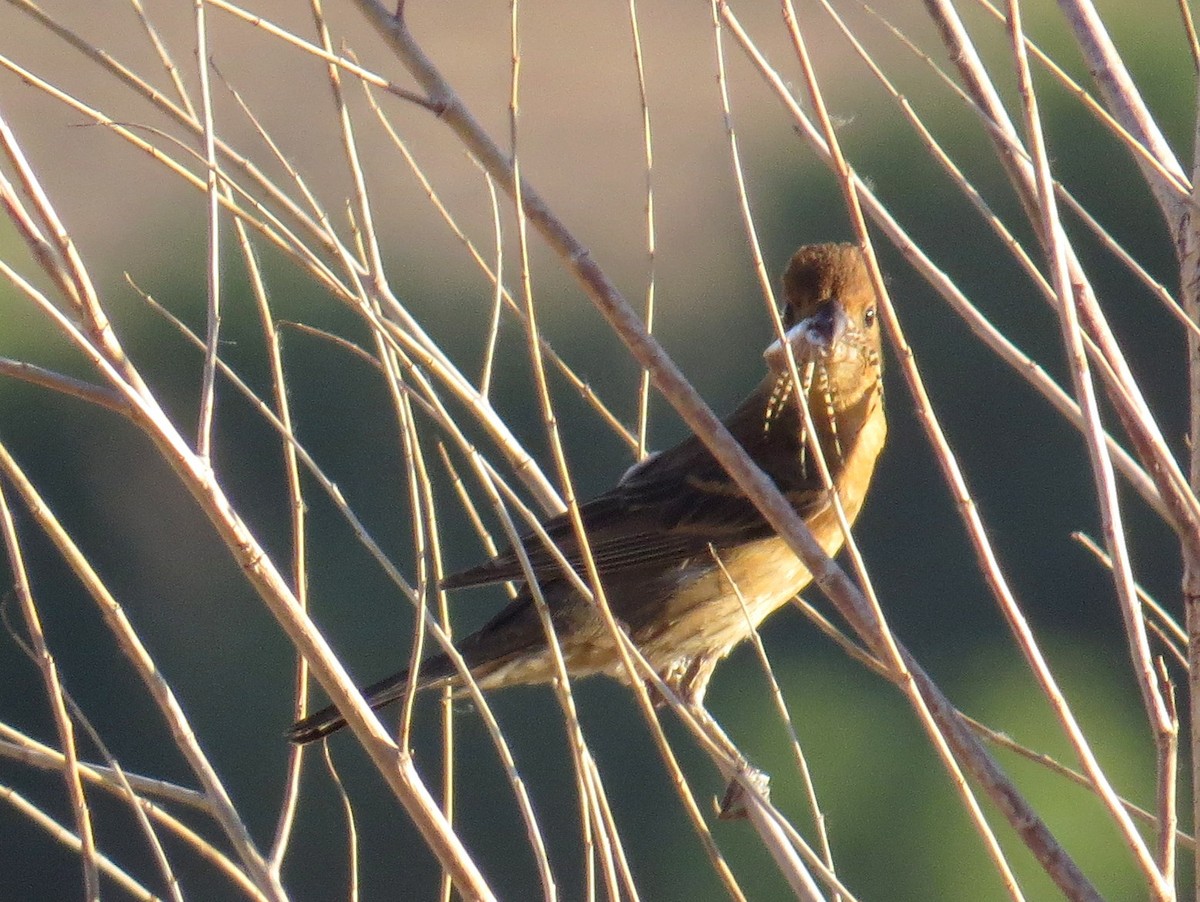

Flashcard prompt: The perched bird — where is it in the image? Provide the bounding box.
[289,243,886,744]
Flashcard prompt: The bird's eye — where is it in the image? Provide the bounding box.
[864,306,877,327]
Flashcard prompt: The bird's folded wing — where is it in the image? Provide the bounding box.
[441,432,827,590]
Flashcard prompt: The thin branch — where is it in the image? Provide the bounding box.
[0,438,286,901]
[1006,1,1172,893]
[0,481,99,899]
[140,288,551,894]
[712,550,839,893]
[1073,533,1187,653]
[193,0,221,461]
[1055,0,1188,231]
[723,4,1101,897]
[0,783,155,901]
[357,74,638,451]
[778,2,1022,895]
[628,0,658,458]
[0,358,130,415]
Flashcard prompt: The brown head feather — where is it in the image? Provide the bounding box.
[781,242,872,326]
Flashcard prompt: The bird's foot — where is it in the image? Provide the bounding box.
[641,676,671,708]
[716,765,771,821]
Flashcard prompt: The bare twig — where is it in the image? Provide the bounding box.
[628,0,658,459]
[0,480,98,899]
[193,0,221,462]
[0,783,154,900]
[1004,2,1172,893]
[0,358,130,415]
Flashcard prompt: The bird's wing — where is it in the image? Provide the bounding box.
[442,396,827,590]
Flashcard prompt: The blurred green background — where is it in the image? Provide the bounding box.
[0,1,1194,899]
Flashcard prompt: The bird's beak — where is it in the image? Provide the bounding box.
[763,299,848,373]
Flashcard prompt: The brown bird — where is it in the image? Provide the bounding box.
[289,242,886,744]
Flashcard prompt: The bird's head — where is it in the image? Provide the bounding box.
[764,243,883,408]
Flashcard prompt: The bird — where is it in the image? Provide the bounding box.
[288,242,886,744]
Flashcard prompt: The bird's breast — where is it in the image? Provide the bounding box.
[633,388,886,669]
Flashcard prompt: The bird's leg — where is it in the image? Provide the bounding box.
[647,654,719,708]
[663,656,771,820]
[683,702,772,820]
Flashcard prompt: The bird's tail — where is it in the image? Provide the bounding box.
[286,658,453,744]
[287,591,549,743]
